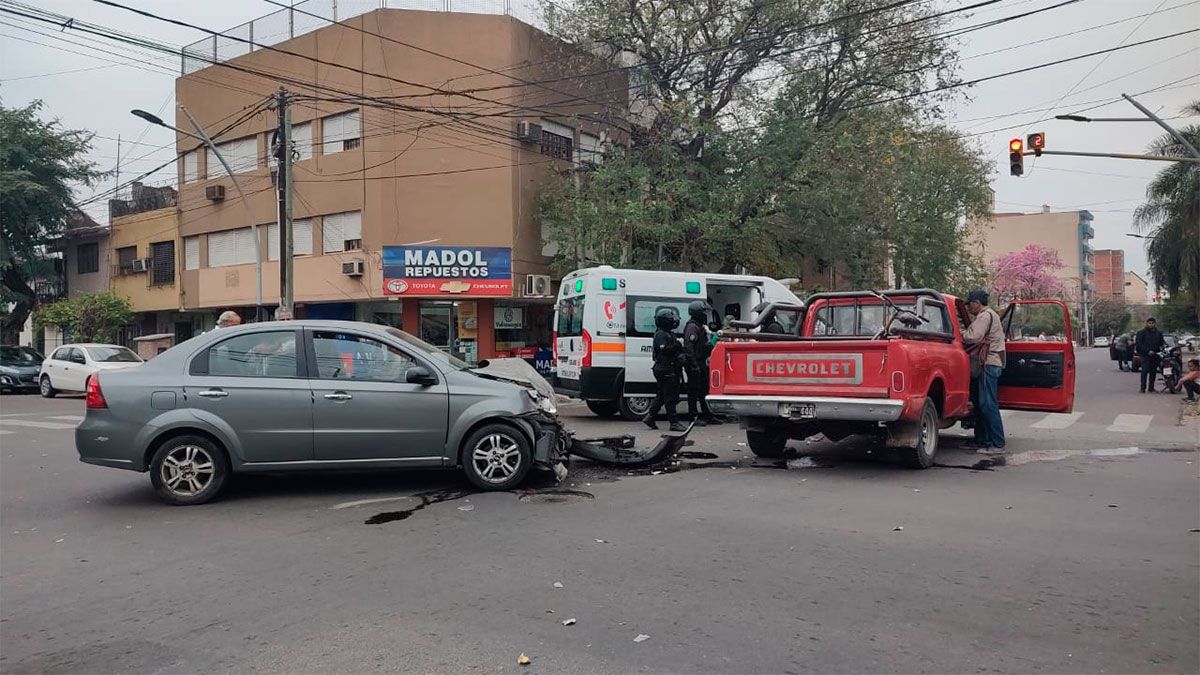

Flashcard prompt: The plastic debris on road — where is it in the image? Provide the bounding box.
[518,654,531,666]
[892,526,904,532]
[458,504,475,512]
[562,618,576,626]
[553,581,564,589]
[634,634,650,643]
[786,457,819,469]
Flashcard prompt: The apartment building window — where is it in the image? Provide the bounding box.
[268,122,314,166]
[267,219,314,260]
[577,132,603,165]
[182,151,199,183]
[206,136,258,177]
[116,245,138,274]
[184,236,200,270]
[150,241,175,286]
[322,110,361,155]
[322,211,362,253]
[77,242,99,275]
[539,120,574,162]
[207,228,257,267]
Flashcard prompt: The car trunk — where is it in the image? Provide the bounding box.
[714,339,894,399]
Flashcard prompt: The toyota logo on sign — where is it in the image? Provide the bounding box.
[386,279,409,294]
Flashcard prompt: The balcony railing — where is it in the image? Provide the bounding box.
[182,0,544,74]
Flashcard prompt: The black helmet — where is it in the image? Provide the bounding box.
[654,307,680,331]
[688,300,709,322]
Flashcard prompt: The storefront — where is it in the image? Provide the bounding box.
[381,245,553,366]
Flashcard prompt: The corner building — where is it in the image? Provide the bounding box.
[175,5,628,363]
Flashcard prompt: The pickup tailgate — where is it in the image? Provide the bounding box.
[712,340,893,399]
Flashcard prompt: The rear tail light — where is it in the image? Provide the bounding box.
[891,371,905,392]
[85,374,108,409]
[710,367,721,393]
[552,331,558,362]
[581,328,593,368]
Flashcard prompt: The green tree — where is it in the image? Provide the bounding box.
[538,0,986,281]
[1132,100,1199,321]
[1,101,105,342]
[36,291,132,343]
[1090,299,1131,337]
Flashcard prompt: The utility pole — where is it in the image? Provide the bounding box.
[274,88,294,318]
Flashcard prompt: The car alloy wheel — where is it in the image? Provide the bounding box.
[471,433,523,485]
[39,375,56,398]
[159,445,216,497]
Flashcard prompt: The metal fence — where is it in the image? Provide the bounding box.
[182,0,545,74]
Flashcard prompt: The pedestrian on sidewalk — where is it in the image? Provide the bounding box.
[1134,317,1166,393]
[962,289,1006,452]
[1179,358,1200,402]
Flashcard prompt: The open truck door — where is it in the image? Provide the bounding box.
[997,299,1076,413]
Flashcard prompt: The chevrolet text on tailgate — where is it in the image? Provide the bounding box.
[708,289,1076,468]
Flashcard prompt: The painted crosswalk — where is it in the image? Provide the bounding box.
[1106,414,1155,434]
[0,419,77,430]
[1030,412,1085,430]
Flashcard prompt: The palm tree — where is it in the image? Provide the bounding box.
[1132,100,1200,319]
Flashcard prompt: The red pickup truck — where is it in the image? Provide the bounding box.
[707,289,1076,468]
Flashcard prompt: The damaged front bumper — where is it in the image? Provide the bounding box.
[521,411,696,479]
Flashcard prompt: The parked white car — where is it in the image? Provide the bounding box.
[40,344,144,397]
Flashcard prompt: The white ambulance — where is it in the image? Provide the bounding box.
[554,266,803,419]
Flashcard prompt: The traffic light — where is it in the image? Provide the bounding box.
[1027,132,1045,157]
[1009,138,1024,176]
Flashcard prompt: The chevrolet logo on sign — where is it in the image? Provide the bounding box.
[747,353,863,385]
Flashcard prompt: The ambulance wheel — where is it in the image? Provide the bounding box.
[586,400,620,417]
[619,396,652,421]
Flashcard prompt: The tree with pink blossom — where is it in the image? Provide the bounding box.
[989,245,1066,301]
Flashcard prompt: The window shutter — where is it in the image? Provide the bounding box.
[207,230,236,267]
[322,111,360,155]
[267,223,280,261]
[293,122,313,161]
[322,211,361,253]
[182,151,199,183]
[184,236,200,270]
[294,218,313,255]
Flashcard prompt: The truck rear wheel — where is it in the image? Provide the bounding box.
[619,396,652,421]
[747,428,788,458]
[904,398,939,469]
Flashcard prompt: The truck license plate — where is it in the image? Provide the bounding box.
[785,403,816,419]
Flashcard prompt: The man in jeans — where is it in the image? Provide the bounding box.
[962,290,1007,452]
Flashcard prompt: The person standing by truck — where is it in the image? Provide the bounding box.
[683,301,721,426]
[962,290,1007,452]
[1134,317,1166,393]
[644,308,687,432]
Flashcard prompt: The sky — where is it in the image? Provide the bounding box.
[1,0,1197,293]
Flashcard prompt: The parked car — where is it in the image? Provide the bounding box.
[0,346,45,393]
[75,321,565,505]
[40,343,144,397]
[1093,335,1110,347]
[1181,334,1197,352]
[707,289,1075,468]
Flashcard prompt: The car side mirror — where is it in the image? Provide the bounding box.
[405,365,436,386]
[72,355,86,365]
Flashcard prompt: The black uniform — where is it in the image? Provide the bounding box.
[645,310,684,430]
[1135,325,1166,392]
[683,306,718,423]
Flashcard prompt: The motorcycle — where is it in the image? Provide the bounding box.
[1159,346,1184,393]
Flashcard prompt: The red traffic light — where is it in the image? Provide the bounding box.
[1009,138,1024,177]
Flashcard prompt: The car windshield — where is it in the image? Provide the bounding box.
[0,346,43,364]
[85,346,143,363]
[385,328,470,371]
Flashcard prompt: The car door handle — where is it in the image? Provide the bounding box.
[1028,358,1053,365]
[324,392,353,401]
[197,389,229,399]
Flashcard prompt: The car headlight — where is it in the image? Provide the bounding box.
[0,375,13,385]
[525,389,557,414]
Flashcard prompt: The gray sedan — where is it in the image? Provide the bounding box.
[76,321,564,505]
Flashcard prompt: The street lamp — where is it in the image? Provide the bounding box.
[130,107,264,320]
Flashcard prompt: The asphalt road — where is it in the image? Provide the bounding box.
[1,347,1196,673]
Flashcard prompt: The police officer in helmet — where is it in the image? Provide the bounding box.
[683,300,722,426]
[644,306,687,432]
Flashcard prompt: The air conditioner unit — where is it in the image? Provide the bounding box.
[205,184,226,201]
[517,121,543,144]
[341,259,365,277]
[131,258,150,273]
[523,274,553,297]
